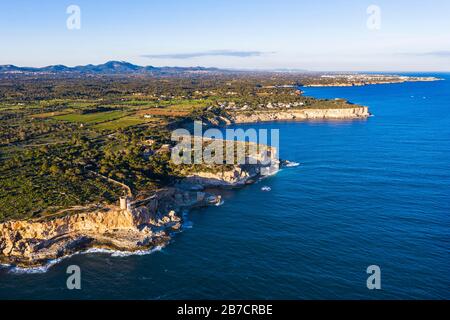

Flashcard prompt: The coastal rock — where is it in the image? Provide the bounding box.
[185,166,257,186]
[184,160,279,187]
[0,188,218,268]
[0,141,280,268]
[229,107,370,123]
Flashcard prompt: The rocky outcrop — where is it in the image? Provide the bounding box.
[0,134,280,269]
[0,188,219,268]
[185,164,261,187]
[230,107,370,124]
[183,141,280,187]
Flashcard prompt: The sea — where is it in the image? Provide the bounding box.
[0,73,449,299]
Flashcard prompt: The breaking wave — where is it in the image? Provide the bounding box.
[283,160,300,167]
[5,246,165,274]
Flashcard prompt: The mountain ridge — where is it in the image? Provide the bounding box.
[0,61,223,75]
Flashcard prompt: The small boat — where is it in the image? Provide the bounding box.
[261,186,272,192]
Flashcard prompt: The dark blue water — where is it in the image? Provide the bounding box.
[1,74,449,299]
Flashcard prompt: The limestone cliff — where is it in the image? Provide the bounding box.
[184,164,262,187]
[0,139,278,268]
[0,188,217,268]
[229,107,370,123]
[182,140,280,187]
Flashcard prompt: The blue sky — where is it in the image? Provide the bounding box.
[1,0,449,71]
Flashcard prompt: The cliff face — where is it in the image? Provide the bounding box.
[185,165,261,187]
[0,207,161,267]
[230,107,370,123]
[0,139,278,268]
[0,188,214,268]
[183,144,280,187]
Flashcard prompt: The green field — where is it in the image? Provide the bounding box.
[92,116,148,130]
[53,110,127,124]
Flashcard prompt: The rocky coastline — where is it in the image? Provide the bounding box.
[0,106,368,270]
[0,159,276,269]
[229,107,370,123]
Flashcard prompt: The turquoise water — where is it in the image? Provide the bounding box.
[1,74,449,299]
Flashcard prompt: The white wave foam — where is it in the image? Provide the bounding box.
[76,246,164,257]
[9,257,64,274]
[7,246,165,274]
[110,246,163,257]
[82,248,116,255]
[215,199,225,206]
[264,169,280,177]
[284,161,300,167]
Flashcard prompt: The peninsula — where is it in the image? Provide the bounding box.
[302,73,442,87]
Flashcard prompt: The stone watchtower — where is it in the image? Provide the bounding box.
[119,196,131,212]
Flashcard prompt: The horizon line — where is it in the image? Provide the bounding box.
[1,61,449,74]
